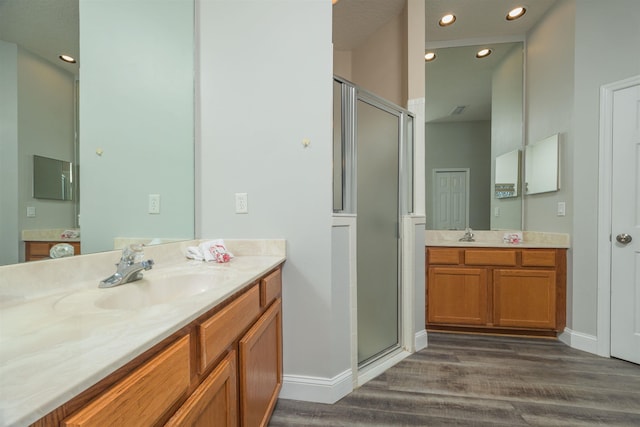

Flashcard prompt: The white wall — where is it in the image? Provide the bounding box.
[525,0,574,234]
[525,0,640,338]
[197,0,337,394]
[571,0,640,336]
[491,44,523,230]
[425,121,491,229]
[79,0,194,254]
[0,41,19,265]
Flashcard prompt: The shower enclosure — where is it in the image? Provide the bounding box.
[333,77,414,369]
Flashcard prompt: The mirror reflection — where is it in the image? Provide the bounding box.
[425,42,524,231]
[0,0,195,266]
[495,149,521,199]
[525,133,560,195]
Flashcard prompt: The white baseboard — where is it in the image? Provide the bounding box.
[559,328,599,355]
[279,369,353,404]
[415,329,428,351]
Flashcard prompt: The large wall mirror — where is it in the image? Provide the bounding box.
[0,0,195,266]
[425,42,524,231]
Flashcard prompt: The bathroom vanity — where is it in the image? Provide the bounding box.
[22,229,81,261]
[425,231,569,337]
[0,239,285,427]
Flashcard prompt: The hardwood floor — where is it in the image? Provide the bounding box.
[269,332,640,426]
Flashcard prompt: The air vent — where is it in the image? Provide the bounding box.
[449,105,467,115]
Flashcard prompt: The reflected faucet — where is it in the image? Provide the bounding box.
[459,228,475,242]
[99,244,154,288]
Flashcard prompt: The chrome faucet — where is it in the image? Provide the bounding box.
[99,244,154,288]
[459,228,475,242]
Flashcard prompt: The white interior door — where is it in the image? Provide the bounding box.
[433,170,468,230]
[610,82,640,364]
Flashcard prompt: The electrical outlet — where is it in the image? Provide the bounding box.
[235,193,248,214]
[494,207,500,217]
[148,194,160,214]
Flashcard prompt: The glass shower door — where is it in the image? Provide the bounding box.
[356,97,400,366]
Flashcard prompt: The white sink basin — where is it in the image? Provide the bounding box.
[95,271,232,310]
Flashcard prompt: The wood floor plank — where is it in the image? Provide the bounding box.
[270,333,640,426]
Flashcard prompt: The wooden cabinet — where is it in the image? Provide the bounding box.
[32,265,284,427]
[426,247,566,337]
[166,350,238,427]
[240,299,282,427]
[427,267,488,325]
[25,241,81,261]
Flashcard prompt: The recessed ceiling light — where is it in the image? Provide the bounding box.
[476,48,492,59]
[439,14,456,27]
[424,52,436,62]
[506,6,526,20]
[59,54,76,64]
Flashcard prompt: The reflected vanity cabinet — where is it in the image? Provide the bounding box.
[425,247,566,336]
[32,265,283,427]
[25,241,81,261]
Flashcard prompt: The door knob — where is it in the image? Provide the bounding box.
[616,233,632,244]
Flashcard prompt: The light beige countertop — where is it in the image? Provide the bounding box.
[21,228,81,242]
[0,239,286,427]
[425,230,571,248]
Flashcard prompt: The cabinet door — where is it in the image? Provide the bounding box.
[239,298,282,427]
[427,267,488,325]
[493,269,556,329]
[62,335,190,427]
[165,350,238,427]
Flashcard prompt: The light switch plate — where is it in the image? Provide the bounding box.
[26,206,36,217]
[557,201,566,216]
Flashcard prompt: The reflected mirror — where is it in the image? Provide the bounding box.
[525,133,559,195]
[425,42,524,230]
[495,149,521,199]
[0,0,194,265]
[33,155,74,201]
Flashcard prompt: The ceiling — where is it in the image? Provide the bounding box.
[0,0,79,75]
[333,0,557,123]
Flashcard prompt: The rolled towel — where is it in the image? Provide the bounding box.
[186,240,234,263]
[186,246,205,261]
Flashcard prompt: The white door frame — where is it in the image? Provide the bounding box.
[596,75,640,358]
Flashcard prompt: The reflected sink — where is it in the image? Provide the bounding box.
[95,271,233,310]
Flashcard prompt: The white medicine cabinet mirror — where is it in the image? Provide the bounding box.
[525,133,559,195]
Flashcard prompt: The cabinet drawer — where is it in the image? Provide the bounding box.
[427,248,461,265]
[465,250,516,266]
[199,285,261,374]
[62,335,191,427]
[29,242,51,256]
[261,268,282,307]
[521,250,556,267]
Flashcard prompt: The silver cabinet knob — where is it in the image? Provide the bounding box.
[616,233,632,244]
